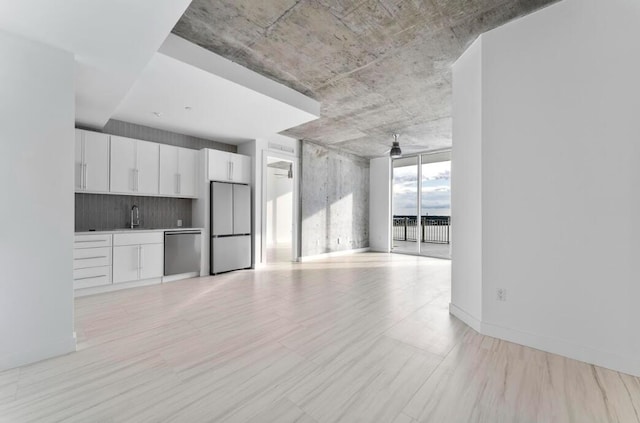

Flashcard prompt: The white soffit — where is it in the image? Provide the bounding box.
[0,0,192,128]
[112,35,320,145]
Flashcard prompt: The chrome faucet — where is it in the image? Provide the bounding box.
[130,205,140,229]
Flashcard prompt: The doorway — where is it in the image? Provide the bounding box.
[392,151,451,259]
[265,156,294,263]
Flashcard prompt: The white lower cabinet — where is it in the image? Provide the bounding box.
[140,243,164,280]
[73,234,113,290]
[73,266,112,290]
[112,245,140,283]
[112,232,164,284]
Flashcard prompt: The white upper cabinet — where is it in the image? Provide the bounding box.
[207,149,251,184]
[110,136,159,195]
[75,129,110,193]
[110,136,136,194]
[159,145,197,197]
[229,153,251,184]
[178,148,197,197]
[207,149,230,182]
[136,140,159,195]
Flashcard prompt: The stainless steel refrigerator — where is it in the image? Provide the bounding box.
[210,182,251,274]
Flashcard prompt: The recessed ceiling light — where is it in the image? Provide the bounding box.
[152,111,162,117]
[184,106,193,111]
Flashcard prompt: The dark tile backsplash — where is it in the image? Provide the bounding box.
[75,194,193,232]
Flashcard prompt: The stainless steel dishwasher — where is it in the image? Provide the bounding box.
[164,230,201,276]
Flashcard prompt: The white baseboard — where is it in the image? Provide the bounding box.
[449,302,640,377]
[481,321,640,377]
[299,247,371,262]
[449,303,482,333]
[75,277,162,297]
[0,333,76,371]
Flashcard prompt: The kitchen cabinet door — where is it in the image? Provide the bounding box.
[136,140,159,195]
[110,136,137,194]
[178,147,197,197]
[74,130,83,191]
[229,153,251,184]
[159,145,179,196]
[139,243,163,280]
[207,149,230,182]
[83,131,110,192]
[112,245,140,283]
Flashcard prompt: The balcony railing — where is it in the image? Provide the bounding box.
[393,216,450,244]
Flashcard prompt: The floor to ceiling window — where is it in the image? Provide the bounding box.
[392,151,451,259]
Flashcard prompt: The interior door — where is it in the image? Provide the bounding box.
[233,184,251,234]
[211,182,233,236]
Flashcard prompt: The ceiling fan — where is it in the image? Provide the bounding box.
[381,134,402,158]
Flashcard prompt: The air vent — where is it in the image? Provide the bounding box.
[268,142,294,154]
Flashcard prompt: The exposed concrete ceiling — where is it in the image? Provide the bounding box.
[173,0,560,158]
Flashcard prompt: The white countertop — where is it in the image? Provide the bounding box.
[75,228,204,235]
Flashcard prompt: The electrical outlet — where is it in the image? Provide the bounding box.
[496,288,507,302]
[177,219,183,227]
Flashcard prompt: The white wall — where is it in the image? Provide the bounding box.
[451,0,640,376]
[369,157,391,252]
[0,30,76,370]
[450,37,483,329]
[266,167,293,246]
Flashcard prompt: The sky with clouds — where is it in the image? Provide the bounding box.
[393,161,451,216]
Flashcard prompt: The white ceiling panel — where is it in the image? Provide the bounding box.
[0,0,192,128]
[113,37,320,144]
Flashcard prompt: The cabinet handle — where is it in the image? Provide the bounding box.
[80,163,86,189]
[137,245,141,270]
[175,173,179,195]
[178,174,181,194]
[139,245,144,269]
[75,275,107,281]
[84,163,88,189]
[75,256,107,260]
[231,161,234,180]
[136,169,140,192]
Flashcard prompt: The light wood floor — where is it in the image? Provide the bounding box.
[1,253,639,422]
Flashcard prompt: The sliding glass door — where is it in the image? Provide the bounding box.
[392,151,451,258]
[420,153,451,259]
[392,157,419,254]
